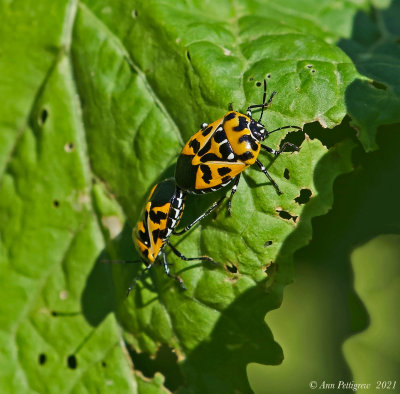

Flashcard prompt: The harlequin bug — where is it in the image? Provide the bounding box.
[175,80,302,214]
[131,178,223,293]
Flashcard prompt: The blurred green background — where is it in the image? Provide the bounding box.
[248,124,400,392]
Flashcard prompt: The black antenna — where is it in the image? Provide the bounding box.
[258,79,267,122]
[267,125,302,136]
[246,80,277,121]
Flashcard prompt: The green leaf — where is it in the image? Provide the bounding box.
[0,1,138,392]
[245,0,400,151]
[337,0,400,151]
[1,0,362,392]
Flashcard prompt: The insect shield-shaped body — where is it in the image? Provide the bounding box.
[175,80,302,214]
[132,178,221,293]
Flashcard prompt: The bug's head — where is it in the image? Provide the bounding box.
[249,119,267,141]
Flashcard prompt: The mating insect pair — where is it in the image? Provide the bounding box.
[131,80,301,292]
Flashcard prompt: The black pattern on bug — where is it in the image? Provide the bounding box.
[198,138,212,157]
[217,167,231,176]
[189,139,201,154]
[202,125,213,136]
[233,116,248,132]
[200,164,212,184]
[238,134,258,151]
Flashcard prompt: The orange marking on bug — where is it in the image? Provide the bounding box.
[182,118,222,156]
[148,184,158,199]
[137,221,145,234]
[195,162,247,190]
[223,114,261,165]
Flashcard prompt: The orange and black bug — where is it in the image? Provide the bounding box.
[175,80,302,214]
[131,178,223,293]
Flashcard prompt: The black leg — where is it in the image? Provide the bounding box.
[246,93,277,113]
[228,102,233,111]
[162,251,186,290]
[255,159,282,195]
[261,142,299,157]
[126,264,152,296]
[168,241,217,265]
[173,196,225,236]
[227,174,241,216]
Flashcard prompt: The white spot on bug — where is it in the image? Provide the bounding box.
[227,153,234,160]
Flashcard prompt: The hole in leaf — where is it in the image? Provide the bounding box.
[132,9,138,18]
[39,108,48,126]
[128,344,184,392]
[306,64,313,69]
[256,81,262,87]
[276,209,298,222]
[370,80,387,90]
[64,142,75,152]
[300,118,357,149]
[264,261,276,276]
[311,69,316,73]
[279,129,305,149]
[186,51,191,61]
[248,76,254,81]
[67,355,77,369]
[295,188,312,204]
[266,73,271,78]
[51,310,80,317]
[53,200,60,208]
[283,168,290,180]
[101,361,107,367]
[264,240,272,247]
[225,263,238,273]
[38,353,46,365]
